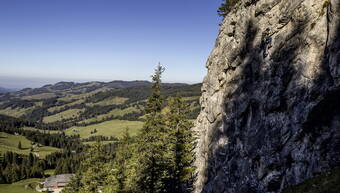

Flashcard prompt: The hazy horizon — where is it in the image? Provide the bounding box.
[0,75,203,90]
[0,0,222,88]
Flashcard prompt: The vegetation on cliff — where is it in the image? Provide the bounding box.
[218,0,239,16]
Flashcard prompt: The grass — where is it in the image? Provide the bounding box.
[58,88,108,102]
[34,101,43,107]
[22,93,56,100]
[0,178,42,193]
[47,99,85,112]
[0,107,35,118]
[44,169,55,176]
[182,96,200,101]
[83,141,116,146]
[79,106,140,124]
[21,127,61,134]
[282,166,340,193]
[43,108,85,123]
[86,97,128,107]
[0,132,60,158]
[65,119,144,139]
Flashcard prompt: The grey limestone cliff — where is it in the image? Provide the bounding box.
[194,0,340,192]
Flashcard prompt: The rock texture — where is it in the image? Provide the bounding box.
[194,0,340,192]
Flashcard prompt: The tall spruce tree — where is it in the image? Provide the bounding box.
[104,128,135,193]
[135,64,170,193]
[63,141,111,193]
[166,96,196,193]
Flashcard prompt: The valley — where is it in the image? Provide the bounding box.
[0,80,202,191]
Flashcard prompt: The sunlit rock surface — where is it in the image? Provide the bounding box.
[194,0,340,192]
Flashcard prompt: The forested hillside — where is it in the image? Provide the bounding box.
[0,79,201,187]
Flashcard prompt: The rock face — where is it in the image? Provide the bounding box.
[194,0,340,192]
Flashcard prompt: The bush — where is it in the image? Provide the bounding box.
[218,0,239,17]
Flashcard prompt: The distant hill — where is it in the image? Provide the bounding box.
[13,80,189,97]
[0,80,201,135]
[0,87,17,93]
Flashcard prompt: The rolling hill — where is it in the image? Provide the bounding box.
[0,80,201,142]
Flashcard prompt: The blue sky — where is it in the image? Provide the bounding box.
[0,0,222,88]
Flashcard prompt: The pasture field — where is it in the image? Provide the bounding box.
[58,88,108,102]
[65,119,143,139]
[87,96,128,106]
[0,132,60,158]
[21,127,62,134]
[22,93,56,100]
[0,107,35,118]
[43,108,84,123]
[47,99,85,112]
[79,106,140,124]
[44,169,55,176]
[0,178,42,193]
[83,140,116,146]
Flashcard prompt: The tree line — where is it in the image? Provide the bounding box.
[0,126,83,151]
[0,152,45,183]
[64,65,196,193]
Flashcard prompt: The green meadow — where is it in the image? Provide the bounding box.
[65,119,143,139]
[43,108,85,123]
[0,178,42,193]
[0,132,60,158]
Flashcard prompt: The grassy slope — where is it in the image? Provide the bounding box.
[79,106,140,124]
[0,107,35,118]
[0,132,60,158]
[44,169,55,176]
[0,178,42,193]
[22,93,56,100]
[22,127,61,134]
[58,88,108,102]
[87,96,128,106]
[83,141,116,146]
[43,108,84,123]
[65,119,143,139]
[282,166,340,193]
[47,98,85,112]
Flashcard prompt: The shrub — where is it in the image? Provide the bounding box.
[218,0,239,17]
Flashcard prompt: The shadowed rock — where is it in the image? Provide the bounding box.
[194,0,340,192]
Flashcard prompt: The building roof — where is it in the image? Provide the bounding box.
[44,174,75,188]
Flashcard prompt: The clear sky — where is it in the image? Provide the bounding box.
[0,0,222,89]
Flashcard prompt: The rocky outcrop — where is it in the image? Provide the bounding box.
[194,0,340,192]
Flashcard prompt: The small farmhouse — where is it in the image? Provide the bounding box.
[43,174,74,193]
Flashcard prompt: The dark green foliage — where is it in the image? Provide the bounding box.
[0,99,35,109]
[63,141,115,193]
[282,166,340,193]
[135,65,170,193]
[17,141,22,150]
[104,128,136,193]
[0,152,44,183]
[166,96,196,193]
[218,0,239,17]
[0,68,200,191]
[81,135,117,143]
[69,66,197,193]
[0,123,83,151]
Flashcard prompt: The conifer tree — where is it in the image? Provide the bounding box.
[166,96,196,193]
[104,128,136,193]
[63,141,111,193]
[80,141,111,193]
[18,141,22,150]
[135,64,170,193]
